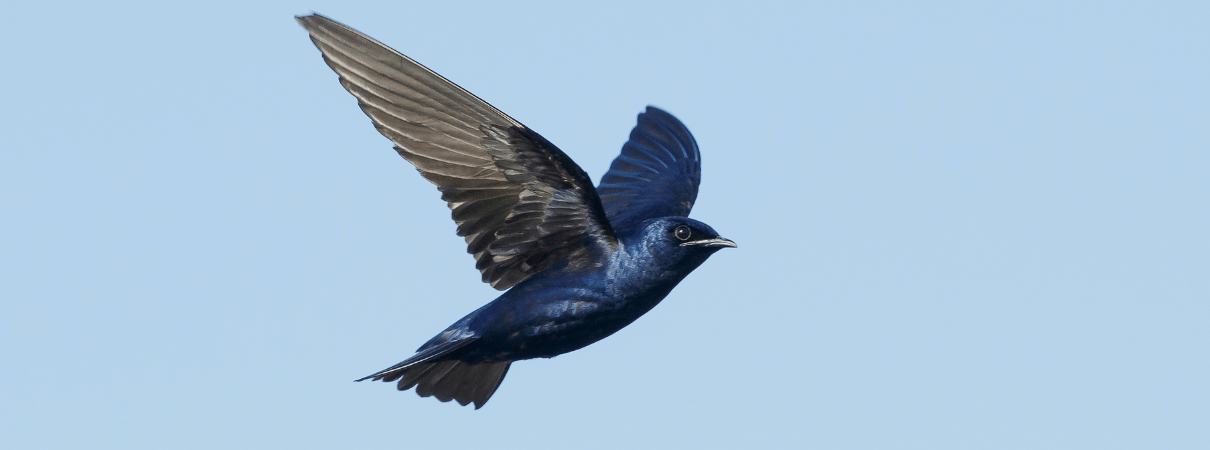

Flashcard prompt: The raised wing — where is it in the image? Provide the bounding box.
[597,107,701,232]
[297,14,615,290]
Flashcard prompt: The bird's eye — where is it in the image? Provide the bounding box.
[673,225,692,241]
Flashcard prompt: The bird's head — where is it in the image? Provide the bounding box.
[629,217,736,272]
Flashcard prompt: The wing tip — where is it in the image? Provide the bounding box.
[294,12,325,27]
[643,105,671,116]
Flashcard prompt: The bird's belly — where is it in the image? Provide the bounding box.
[479,297,645,361]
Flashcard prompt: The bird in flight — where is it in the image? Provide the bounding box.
[297,13,735,409]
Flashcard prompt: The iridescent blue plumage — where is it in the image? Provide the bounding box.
[599,107,702,232]
[298,13,735,409]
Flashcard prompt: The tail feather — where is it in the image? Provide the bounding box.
[413,361,459,398]
[471,362,510,406]
[357,336,511,408]
[394,362,436,388]
[428,362,472,402]
[449,363,495,403]
[356,338,475,382]
[396,360,511,409]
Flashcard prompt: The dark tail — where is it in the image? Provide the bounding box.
[384,360,511,409]
[356,337,511,409]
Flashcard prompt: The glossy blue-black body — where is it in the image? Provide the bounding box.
[422,217,725,363]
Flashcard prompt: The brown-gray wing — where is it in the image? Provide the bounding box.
[297,14,616,290]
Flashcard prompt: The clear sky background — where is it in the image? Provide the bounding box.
[2,1,1207,449]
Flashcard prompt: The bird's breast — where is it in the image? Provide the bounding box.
[463,253,690,362]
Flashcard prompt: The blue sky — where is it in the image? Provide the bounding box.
[2,1,1207,448]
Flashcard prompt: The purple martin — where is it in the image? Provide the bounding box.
[297,14,735,409]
